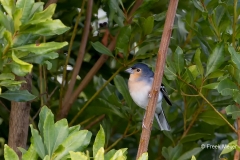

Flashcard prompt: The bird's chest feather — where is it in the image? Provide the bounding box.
[128,79,151,108]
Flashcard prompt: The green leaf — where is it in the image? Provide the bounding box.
[137,152,148,160]
[0,80,25,91]
[164,65,177,80]
[202,83,219,89]
[173,46,184,74]
[114,75,133,107]
[43,108,55,156]
[194,48,204,75]
[22,144,38,160]
[105,149,116,160]
[38,106,49,137]
[30,125,46,159]
[13,8,22,31]
[0,11,14,33]
[192,0,205,12]
[0,90,36,102]
[0,73,15,80]
[52,119,69,153]
[205,43,224,76]
[116,26,131,57]
[91,41,113,57]
[199,110,226,126]
[219,140,237,158]
[54,130,92,160]
[228,46,240,70]
[0,0,15,17]
[29,2,44,18]
[69,151,88,160]
[4,144,19,160]
[13,42,68,54]
[144,16,154,35]
[217,78,238,96]
[28,4,56,24]
[178,148,202,160]
[180,133,211,143]
[12,51,33,73]
[191,156,196,160]
[16,0,34,24]
[225,105,240,119]
[22,52,59,64]
[20,20,70,36]
[93,125,105,157]
[95,147,104,160]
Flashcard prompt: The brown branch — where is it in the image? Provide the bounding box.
[57,0,93,120]
[136,0,179,159]
[84,114,105,130]
[127,0,144,23]
[8,74,32,158]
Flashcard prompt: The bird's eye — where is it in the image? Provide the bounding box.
[136,68,141,72]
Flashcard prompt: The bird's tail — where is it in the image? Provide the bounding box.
[155,110,171,131]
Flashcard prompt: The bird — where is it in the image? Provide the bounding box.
[125,63,172,131]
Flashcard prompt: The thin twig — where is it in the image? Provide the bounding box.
[59,0,86,109]
[84,114,105,129]
[58,0,93,119]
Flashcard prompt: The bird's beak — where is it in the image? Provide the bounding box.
[125,68,134,74]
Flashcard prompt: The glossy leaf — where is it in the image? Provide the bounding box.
[229,46,240,70]
[12,51,33,72]
[180,133,211,143]
[202,83,219,89]
[143,16,154,35]
[0,73,15,80]
[4,144,19,160]
[22,144,38,160]
[0,90,36,102]
[20,20,70,36]
[93,125,105,157]
[199,110,226,126]
[43,107,55,156]
[225,105,240,119]
[30,125,46,159]
[13,8,22,31]
[27,4,56,24]
[69,151,88,160]
[114,75,133,107]
[13,42,68,54]
[178,148,202,160]
[173,46,184,74]
[0,0,15,17]
[205,43,224,76]
[91,41,113,57]
[95,147,104,160]
[219,140,237,158]
[0,10,14,33]
[137,152,148,160]
[16,0,34,24]
[217,78,238,96]
[54,130,92,160]
[194,48,204,75]
[22,52,59,64]
[116,26,131,57]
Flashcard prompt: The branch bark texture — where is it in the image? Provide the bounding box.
[8,75,32,158]
[136,0,179,158]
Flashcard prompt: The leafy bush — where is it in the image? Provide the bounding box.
[4,106,148,160]
[0,0,68,101]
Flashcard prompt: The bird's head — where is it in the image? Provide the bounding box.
[125,63,154,81]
